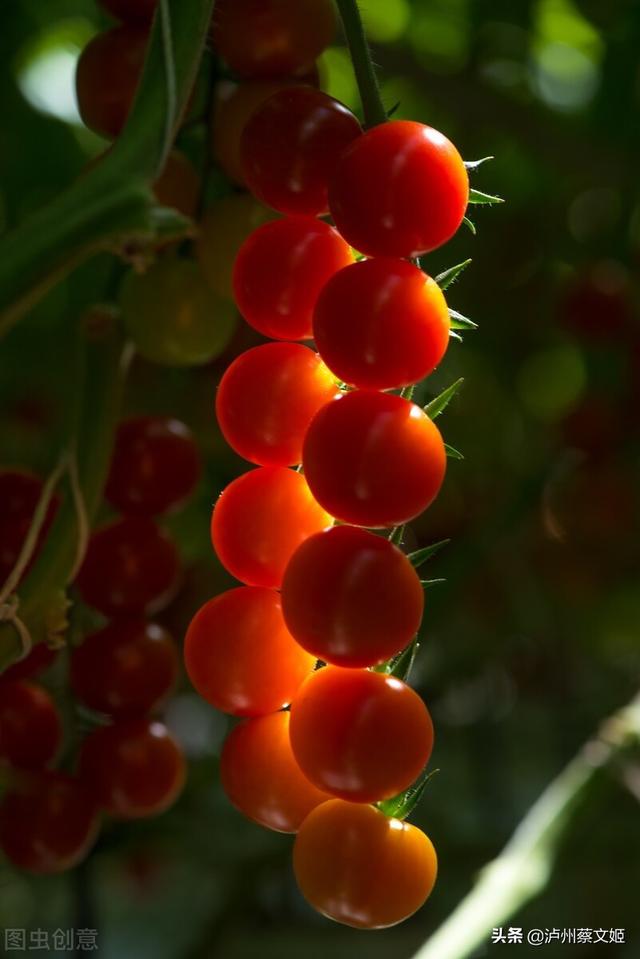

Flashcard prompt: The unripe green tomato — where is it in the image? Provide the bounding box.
[121,259,236,366]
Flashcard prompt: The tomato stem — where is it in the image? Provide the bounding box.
[335,0,387,129]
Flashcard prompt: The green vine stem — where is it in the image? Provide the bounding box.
[0,312,130,673]
[0,0,215,335]
[411,690,640,959]
[335,0,387,128]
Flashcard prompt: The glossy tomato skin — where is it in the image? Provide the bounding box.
[71,620,178,717]
[0,771,100,874]
[220,711,331,831]
[153,150,200,218]
[0,681,61,769]
[313,258,450,390]
[0,470,59,586]
[79,718,185,819]
[233,217,353,340]
[212,0,336,79]
[75,26,148,138]
[216,343,339,467]
[289,667,434,803]
[106,416,201,516]
[303,391,447,528]
[241,87,361,216]
[294,800,438,928]
[197,193,276,299]
[121,258,236,367]
[211,467,332,587]
[329,121,469,258]
[77,516,180,617]
[184,587,315,715]
[281,525,424,668]
[98,0,157,21]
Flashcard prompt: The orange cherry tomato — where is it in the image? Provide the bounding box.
[75,25,148,138]
[0,771,99,874]
[211,80,291,184]
[79,718,185,819]
[220,711,331,832]
[281,525,424,668]
[233,216,354,340]
[240,87,361,216]
[153,150,200,218]
[329,120,469,258]
[211,466,332,587]
[184,587,316,715]
[216,343,339,467]
[303,390,447,528]
[293,799,438,928]
[0,680,61,769]
[313,258,450,390]
[211,0,336,80]
[289,666,434,803]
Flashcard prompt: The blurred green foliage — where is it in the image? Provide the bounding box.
[1,0,639,957]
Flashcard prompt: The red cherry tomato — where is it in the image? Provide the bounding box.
[153,151,200,218]
[0,470,59,586]
[303,391,447,528]
[216,343,339,467]
[241,87,362,216]
[220,711,331,831]
[233,217,353,340]
[77,516,180,617]
[329,121,469,258]
[0,771,99,874]
[106,416,201,516]
[75,26,148,138]
[313,258,451,390]
[281,525,424,668]
[211,467,332,587]
[79,718,185,819]
[0,644,57,684]
[290,667,434,803]
[294,799,438,928]
[184,587,315,715]
[211,0,336,79]
[71,620,178,717]
[0,681,61,769]
[98,0,157,21]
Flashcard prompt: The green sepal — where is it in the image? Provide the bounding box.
[464,156,494,171]
[445,443,464,460]
[435,258,472,291]
[424,377,464,419]
[421,578,446,589]
[388,525,406,546]
[377,768,440,820]
[373,637,419,682]
[407,539,449,569]
[468,188,504,205]
[462,216,477,235]
[449,309,478,331]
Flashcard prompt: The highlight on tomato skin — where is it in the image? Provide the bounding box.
[78,718,186,820]
[211,466,333,588]
[293,799,438,929]
[281,525,424,668]
[313,257,451,390]
[329,120,469,259]
[220,711,331,833]
[0,771,100,875]
[211,0,337,80]
[302,390,447,528]
[215,342,340,467]
[232,216,354,341]
[289,666,435,803]
[240,86,362,217]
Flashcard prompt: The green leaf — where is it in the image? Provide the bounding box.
[468,188,504,205]
[387,525,406,546]
[387,101,401,118]
[421,578,446,589]
[449,329,463,342]
[424,377,464,419]
[377,768,440,820]
[374,638,419,682]
[449,309,478,331]
[435,258,472,291]
[445,443,464,460]
[462,216,477,235]
[465,156,494,171]
[408,539,449,569]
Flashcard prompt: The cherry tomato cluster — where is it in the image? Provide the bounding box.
[179,0,473,930]
[0,418,199,873]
